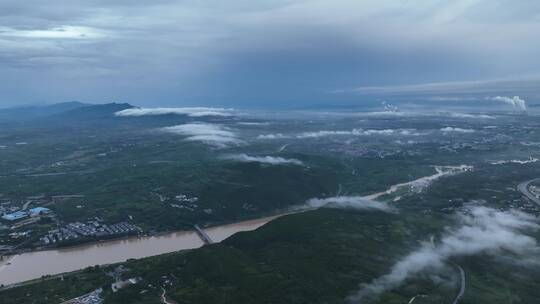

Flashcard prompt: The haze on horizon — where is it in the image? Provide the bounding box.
[1,0,539,108]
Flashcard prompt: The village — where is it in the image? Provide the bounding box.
[0,194,142,255]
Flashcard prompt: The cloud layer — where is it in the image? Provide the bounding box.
[440,127,475,133]
[1,1,539,106]
[490,157,539,165]
[258,128,424,140]
[222,153,304,166]
[305,196,393,212]
[349,206,540,302]
[161,123,242,147]
[116,107,234,117]
[304,165,472,212]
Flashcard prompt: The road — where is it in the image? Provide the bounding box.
[407,294,426,303]
[452,264,466,304]
[517,178,540,206]
[161,287,177,304]
[21,201,32,211]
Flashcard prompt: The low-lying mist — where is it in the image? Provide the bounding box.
[348,205,540,302]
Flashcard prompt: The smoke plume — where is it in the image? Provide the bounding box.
[488,96,527,111]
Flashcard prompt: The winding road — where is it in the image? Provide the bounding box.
[444,177,540,304]
[161,287,176,304]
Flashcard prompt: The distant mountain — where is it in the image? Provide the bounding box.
[0,101,89,122]
[0,101,192,131]
[27,102,138,130]
[0,102,140,132]
[51,102,134,120]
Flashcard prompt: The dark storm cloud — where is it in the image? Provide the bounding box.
[0,0,539,106]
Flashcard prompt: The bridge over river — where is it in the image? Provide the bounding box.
[194,224,214,244]
[0,214,285,287]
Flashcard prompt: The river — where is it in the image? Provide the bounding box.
[0,215,282,286]
[0,167,471,287]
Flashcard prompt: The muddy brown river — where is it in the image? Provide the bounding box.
[0,215,282,286]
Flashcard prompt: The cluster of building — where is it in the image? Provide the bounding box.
[170,194,199,211]
[105,264,176,297]
[7,230,32,240]
[0,202,21,216]
[111,277,142,292]
[528,184,540,199]
[62,288,103,304]
[1,207,51,221]
[40,221,142,245]
[106,265,144,293]
[175,194,199,203]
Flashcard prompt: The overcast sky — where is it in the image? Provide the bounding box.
[1,0,539,107]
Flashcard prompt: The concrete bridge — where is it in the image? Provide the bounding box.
[193,224,214,245]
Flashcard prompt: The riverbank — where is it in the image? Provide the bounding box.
[2,208,297,256]
[0,212,292,286]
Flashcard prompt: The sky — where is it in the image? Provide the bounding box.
[1,0,539,108]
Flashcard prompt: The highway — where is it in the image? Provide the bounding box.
[517,178,540,206]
